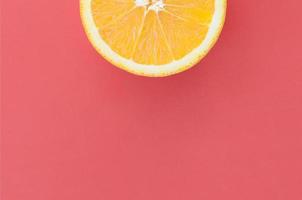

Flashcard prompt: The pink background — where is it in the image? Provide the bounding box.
[2,0,302,200]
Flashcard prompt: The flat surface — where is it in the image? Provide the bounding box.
[1,1,302,200]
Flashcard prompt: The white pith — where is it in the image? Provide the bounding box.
[135,0,164,12]
[80,0,227,77]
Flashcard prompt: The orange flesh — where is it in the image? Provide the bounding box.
[91,0,215,65]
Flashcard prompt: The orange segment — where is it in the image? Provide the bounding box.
[158,11,209,59]
[132,11,174,65]
[99,7,145,58]
[165,0,214,8]
[91,0,134,28]
[164,0,215,24]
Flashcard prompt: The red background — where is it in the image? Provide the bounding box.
[1,0,302,200]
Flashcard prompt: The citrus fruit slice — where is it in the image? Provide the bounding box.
[80,0,227,77]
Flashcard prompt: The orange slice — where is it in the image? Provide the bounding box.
[80,0,227,77]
